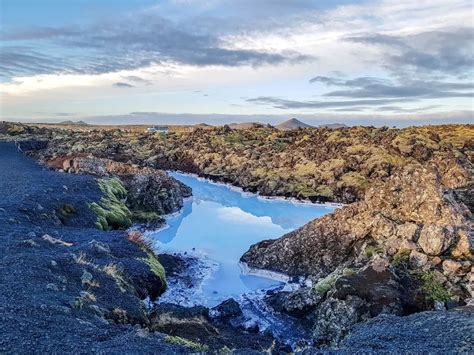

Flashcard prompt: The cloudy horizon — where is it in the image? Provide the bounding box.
[1,0,473,126]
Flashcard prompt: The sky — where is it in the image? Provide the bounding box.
[0,0,473,126]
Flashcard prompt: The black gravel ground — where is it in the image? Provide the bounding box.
[341,308,474,353]
[0,142,185,354]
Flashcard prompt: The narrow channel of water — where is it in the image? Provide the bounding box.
[149,172,336,307]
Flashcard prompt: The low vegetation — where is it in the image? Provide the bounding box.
[314,272,339,295]
[89,178,132,230]
[420,271,452,303]
[141,252,167,289]
[164,335,209,352]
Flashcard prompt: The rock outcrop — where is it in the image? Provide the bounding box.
[45,155,192,216]
[242,165,471,285]
[243,163,472,345]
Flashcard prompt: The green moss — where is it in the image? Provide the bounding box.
[296,184,319,198]
[313,272,338,295]
[164,335,209,352]
[420,271,451,302]
[342,267,357,276]
[7,124,26,136]
[57,203,76,222]
[391,248,411,266]
[131,210,161,223]
[338,172,368,189]
[365,244,384,258]
[315,185,334,199]
[89,177,132,230]
[142,252,167,290]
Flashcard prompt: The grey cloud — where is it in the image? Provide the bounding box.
[123,76,151,85]
[113,82,134,88]
[346,27,474,76]
[0,46,78,78]
[1,27,80,40]
[246,96,416,109]
[54,112,75,116]
[0,14,311,79]
[375,105,441,113]
[310,76,473,99]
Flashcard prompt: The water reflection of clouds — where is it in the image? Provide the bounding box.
[169,172,335,229]
[216,206,285,230]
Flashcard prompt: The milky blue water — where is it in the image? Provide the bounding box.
[149,172,336,306]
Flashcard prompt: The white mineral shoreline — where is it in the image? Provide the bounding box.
[167,170,344,208]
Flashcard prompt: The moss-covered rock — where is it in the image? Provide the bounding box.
[141,252,167,290]
[89,178,132,230]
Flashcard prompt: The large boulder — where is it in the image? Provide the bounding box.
[417,225,457,256]
[241,202,371,278]
[123,172,191,215]
[312,295,370,347]
[267,287,322,317]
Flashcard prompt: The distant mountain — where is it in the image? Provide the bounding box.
[228,122,264,129]
[318,123,348,129]
[58,120,89,126]
[276,118,313,130]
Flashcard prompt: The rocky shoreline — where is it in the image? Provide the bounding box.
[1,121,473,352]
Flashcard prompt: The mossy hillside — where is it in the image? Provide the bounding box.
[89,178,132,230]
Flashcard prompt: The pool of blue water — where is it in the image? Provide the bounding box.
[149,172,336,306]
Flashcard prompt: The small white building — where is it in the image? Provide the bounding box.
[146,126,169,134]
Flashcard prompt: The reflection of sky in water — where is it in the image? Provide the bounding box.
[150,172,336,306]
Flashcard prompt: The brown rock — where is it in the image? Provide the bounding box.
[430,257,442,266]
[442,260,462,275]
[417,225,456,256]
[396,223,419,241]
[409,250,428,268]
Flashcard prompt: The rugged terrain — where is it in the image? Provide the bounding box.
[0,140,280,353]
[1,121,473,352]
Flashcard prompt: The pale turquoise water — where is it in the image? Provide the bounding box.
[150,172,336,306]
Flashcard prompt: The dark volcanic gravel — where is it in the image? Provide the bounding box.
[0,142,185,353]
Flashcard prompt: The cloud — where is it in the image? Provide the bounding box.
[54,112,75,116]
[1,26,79,41]
[346,27,474,77]
[123,75,151,85]
[113,82,134,88]
[0,46,77,78]
[310,76,474,99]
[0,13,311,80]
[246,96,416,109]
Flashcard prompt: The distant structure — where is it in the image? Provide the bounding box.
[146,126,169,134]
